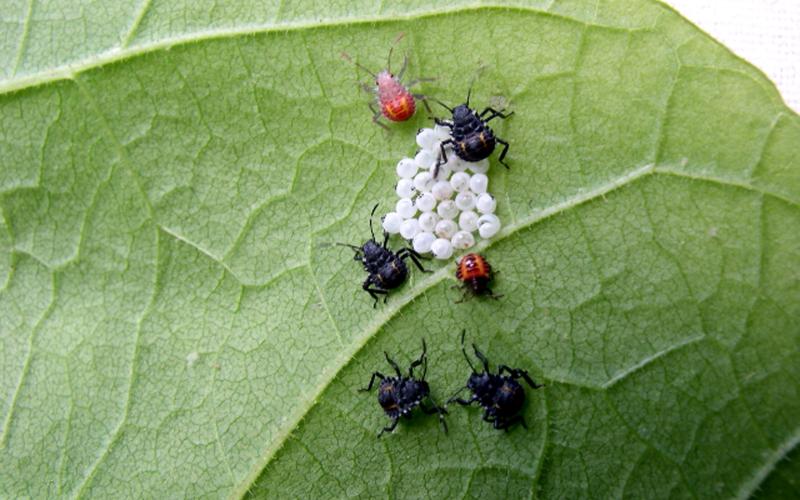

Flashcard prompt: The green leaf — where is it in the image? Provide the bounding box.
[1,0,798,498]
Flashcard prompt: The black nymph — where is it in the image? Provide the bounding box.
[432,87,513,178]
[448,331,543,430]
[361,339,448,437]
[338,204,430,307]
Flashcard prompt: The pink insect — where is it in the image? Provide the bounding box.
[342,34,433,129]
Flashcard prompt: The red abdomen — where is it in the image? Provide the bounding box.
[380,93,416,122]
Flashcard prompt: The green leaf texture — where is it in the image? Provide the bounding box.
[1,1,798,498]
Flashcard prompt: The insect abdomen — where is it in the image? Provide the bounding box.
[381,93,416,121]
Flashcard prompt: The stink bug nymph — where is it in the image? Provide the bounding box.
[432,85,513,178]
[448,331,542,430]
[336,204,430,307]
[342,34,433,128]
[361,339,448,437]
[455,252,501,301]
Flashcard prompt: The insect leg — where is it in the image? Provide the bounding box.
[496,415,525,430]
[397,248,432,273]
[406,77,436,87]
[361,371,386,392]
[496,138,511,169]
[378,417,399,438]
[384,351,403,377]
[368,103,390,131]
[333,242,364,262]
[486,288,504,300]
[459,330,478,373]
[454,288,471,304]
[413,94,433,116]
[363,279,388,308]
[434,118,453,128]
[434,138,456,179]
[480,107,514,122]
[499,366,543,389]
[396,54,409,80]
[447,392,477,407]
[472,344,491,372]
[408,339,427,378]
[421,399,449,434]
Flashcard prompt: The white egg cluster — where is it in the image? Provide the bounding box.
[382,125,502,260]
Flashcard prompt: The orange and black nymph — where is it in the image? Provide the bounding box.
[455,253,500,300]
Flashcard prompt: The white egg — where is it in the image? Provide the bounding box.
[469,173,489,194]
[396,158,418,178]
[395,178,415,198]
[381,212,403,234]
[451,231,476,250]
[400,218,421,239]
[475,193,496,213]
[455,191,476,211]
[436,200,459,220]
[458,210,479,232]
[396,198,417,219]
[431,238,454,259]
[412,231,436,253]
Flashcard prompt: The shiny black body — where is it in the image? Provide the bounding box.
[449,331,542,430]
[340,205,429,307]
[434,101,512,178]
[361,340,448,437]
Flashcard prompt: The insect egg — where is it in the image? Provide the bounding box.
[451,231,476,250]
[475,193,496,214]
[435,219,458,239]
[436,200,459,220]
[415,192,436,212]
[413,172,434,192]
[455,191,476,211]
[396,158,418,178]
[412,231,436,253]
[469,173,489,194]
[416,129,440,150]
[400,218,421,239]
[431,181,454,201]
[415,149,437,170]
[382,212,403,234]
[418,212,439,232]
[395,178,415,198]
[468,159,490,174]
[396,198,417,219]
[431,238,454,259]
[478,214,501,238]
[450,172,470,192]
[433,124,452,140]
[459,210,479,232]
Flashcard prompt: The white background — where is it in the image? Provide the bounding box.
[665,0,799,112]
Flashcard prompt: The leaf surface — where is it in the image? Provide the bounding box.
[1,1,798,498]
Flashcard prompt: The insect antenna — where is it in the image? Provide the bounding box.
[331,242,362,252]
[368,203,380,241]
[465,64,487,106]
[387,32,406,74]
[460,330,478,373]
[341,52,377,78]
[430,98,453,113]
